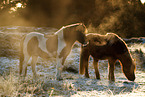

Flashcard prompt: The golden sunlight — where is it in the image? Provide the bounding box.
[141,0,145,4]
[16,3,22,8]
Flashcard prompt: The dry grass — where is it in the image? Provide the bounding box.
[0,72,144,97]
[0,26,144,96]
[0,49,144,97]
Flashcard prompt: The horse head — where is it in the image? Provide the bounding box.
[118,52,136,81]
[74,23,88,46]
[63,23,88,46]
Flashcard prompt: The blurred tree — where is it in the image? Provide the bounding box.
[69,0,96,25]
[98,0,145,37]
[0,0,145,38]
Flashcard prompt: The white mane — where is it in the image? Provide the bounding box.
[54,23,82,35]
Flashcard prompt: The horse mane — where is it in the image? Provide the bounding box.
[106,33,129,55]
[54,23,87,35]
[106,33,126,45]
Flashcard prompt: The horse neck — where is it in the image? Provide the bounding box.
[64,30,76,46]
[55,27,76,47]
[119,52,133,68]
[54,24,85,46]
[119,51,136,81]
[54,27,64,36]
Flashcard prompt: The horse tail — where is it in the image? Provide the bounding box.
[79,47,89,75]
[19,35,25,75]
[79,57,85,74]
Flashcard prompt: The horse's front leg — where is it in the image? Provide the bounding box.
[56,46,72,80]
[56,57,63,80]
[93,58,100,79]
[85,58,90,78]
[108,58,116,81]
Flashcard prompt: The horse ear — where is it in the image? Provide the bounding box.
[79,23,88,33]
[76,23,88,34]
[77,23,83,25]
[80,23,83,25]
[85,29,88,34]
[75,23,82,25]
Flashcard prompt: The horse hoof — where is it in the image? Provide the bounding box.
[96,78,101,80]
[85,75,90,78]
[109,80,115,83]
[33,75,38,80]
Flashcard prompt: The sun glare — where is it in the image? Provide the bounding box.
[16,3,22,8]
[141,0,145,4]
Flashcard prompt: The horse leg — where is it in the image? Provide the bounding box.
[108,59,116,81]
[56,57,63,80]
[56,56,68,80]
[31,56,38,80]
[85,58,90,78]
[22,55,30,77]
[93,58,100,79]
[56,46,72,80]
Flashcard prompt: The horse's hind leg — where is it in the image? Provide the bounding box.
[31,56,38,79]
[22,55,30,77]
[108,58,116,81]
[93,58,100,79]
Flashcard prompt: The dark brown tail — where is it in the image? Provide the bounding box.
[79,47,89,75]
[79,57,85,74]
[19,35,25,75]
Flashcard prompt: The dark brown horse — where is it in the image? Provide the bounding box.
[80,33,136,81]
[19,23,88,80]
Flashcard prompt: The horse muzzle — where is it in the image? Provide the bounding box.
[128,74,135,81]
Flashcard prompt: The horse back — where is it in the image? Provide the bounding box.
[23,32,58,58]
[106,33,128,54]
[85,33,128,59]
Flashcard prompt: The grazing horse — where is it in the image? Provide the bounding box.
[80,33,136,81]
[19,23,88,80]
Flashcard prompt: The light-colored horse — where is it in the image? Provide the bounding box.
[19,23,88,80]
[80,33,136,81]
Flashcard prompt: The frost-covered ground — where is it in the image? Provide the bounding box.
[0,26,144,96]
